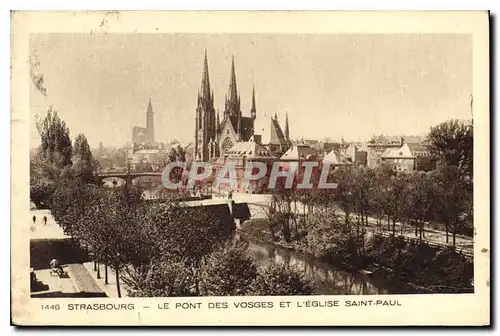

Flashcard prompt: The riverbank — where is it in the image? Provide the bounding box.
[236,227,416,295]
[239,218,473,294]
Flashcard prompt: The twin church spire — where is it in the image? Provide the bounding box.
[200,51,255,120]
[195,50,258,161]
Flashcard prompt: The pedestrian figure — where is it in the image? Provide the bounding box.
[43,216,47,226]
[32,215,36,225]
[50,258,64,276]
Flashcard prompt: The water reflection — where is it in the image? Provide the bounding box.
[240,234,412,295]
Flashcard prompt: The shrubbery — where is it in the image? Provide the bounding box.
[364,234,473,293]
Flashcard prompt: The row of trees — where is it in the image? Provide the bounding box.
[266,119,473,249]
[267,164,472,248]
[50,178,313,297]
[32,108,313,297]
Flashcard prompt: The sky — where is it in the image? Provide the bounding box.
[29,33,472,149]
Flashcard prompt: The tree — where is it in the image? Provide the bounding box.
[370,164,394,229]
[165,144,187,185]
[352,167,376,228]
[406,172,438,242]
[427,119,473,179]
[329,167,356,226]
[383,173,411,235]
[268,183,298,243]
[31,109,73,206]
[72,133,96,183]
[36,106,73,167]
[75,186,144,297]
[306,209,362,264]
[30,149,60,208]
[434,166,472,248]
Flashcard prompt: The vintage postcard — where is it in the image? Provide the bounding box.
[11,11,490,326]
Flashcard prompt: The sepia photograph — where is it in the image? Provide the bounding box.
[11,11,489,326]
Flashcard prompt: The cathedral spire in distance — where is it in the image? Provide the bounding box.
[146,96,154,144]
[251,85,256,120]
[200,48,211,101]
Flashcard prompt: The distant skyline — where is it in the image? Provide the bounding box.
[30,33,472,149]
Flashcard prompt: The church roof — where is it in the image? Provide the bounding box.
[225,139,275,159]
[280,144,317,161]
[323,149,352,165]
[227,115,254,141]
[260,116,287,146]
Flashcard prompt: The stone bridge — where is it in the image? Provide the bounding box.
[96,171,162,185]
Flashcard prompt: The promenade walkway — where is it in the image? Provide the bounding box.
[30,209,105,298]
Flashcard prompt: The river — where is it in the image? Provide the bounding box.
[140,188,414,295]
[238,234,415,295]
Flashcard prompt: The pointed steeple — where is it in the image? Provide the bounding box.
[146,96,154,144]
[226,55,240,117]
[274,112,278,120]
[285,111,290,141]
[251,86,256,120]
[229,56,238,100]
[200,49,211,100]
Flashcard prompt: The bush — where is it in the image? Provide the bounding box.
[249,263,313,296]
[200,243,258,296]
[430,248,473,291]
[365,235,473,292]
[126,260,195,297]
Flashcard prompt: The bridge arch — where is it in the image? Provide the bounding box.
[96,171,163,187]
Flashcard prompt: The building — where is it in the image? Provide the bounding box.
[380,141,436,172]
[280,143,318,162]
[380,143,414,172]
[279,143,324,187]
[128,143,168,172]
[323,149,353,169]
[259,113,291,157]
[132,98,155,145]
[407,142,436,171]
[194,50,290,162]
[366,135,406,168]
[212,137,276,193]
[341,143,368,166]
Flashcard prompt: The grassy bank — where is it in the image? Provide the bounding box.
[240,218,474,294]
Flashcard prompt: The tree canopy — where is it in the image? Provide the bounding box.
[427,119,473,179]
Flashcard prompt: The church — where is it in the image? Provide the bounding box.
[194,50,291,163]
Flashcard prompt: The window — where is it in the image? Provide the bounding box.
[222,138,233,152]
